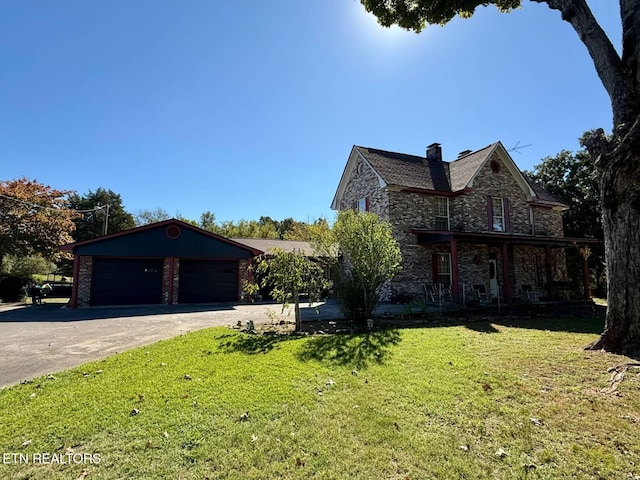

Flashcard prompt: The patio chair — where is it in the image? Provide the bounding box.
[472,284,493,305]
[519,284,541,302]
[424,283,452,303]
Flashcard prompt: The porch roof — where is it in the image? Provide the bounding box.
[411,229,600,248]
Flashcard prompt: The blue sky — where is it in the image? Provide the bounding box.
[1,1,619,224]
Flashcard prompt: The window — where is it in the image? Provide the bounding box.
[492,197,505,232]
[434,196,449,230]
[436,253,451,285]
[356,197,369,212]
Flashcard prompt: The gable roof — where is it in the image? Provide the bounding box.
[332,141,566,209]
[59,219,264,257]
[355,147,451,191]
[448,143,497,192]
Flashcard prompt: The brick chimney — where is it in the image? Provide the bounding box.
[426,142,442,162]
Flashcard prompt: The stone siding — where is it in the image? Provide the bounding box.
[339,157,389,220]
[531,206,564,237]
[337,149,568,302]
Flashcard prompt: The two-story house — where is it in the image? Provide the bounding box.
[331,141,597,303]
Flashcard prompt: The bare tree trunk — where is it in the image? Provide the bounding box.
[588,128,640,355]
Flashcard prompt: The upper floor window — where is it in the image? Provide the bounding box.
[355,197,369,212]
[434,196,449,230]
[492,197,505,231]
[487,196,511,232]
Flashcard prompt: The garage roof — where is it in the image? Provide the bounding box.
[59,219,263,258]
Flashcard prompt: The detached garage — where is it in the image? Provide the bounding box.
[59,219,262,307]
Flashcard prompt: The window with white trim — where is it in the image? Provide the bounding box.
[492,197,505,232]
[434,196,449,230]
[436,253,451,285]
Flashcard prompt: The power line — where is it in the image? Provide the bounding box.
[0,193,107,215]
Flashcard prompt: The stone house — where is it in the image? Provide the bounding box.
[331,141,597,303]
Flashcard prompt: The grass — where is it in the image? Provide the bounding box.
[0,316,639,479]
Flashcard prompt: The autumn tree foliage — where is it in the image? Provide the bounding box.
[359,0,640,355]
[0,178,77,265]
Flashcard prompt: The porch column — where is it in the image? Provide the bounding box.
[450,238,459,297]
[501,243,511,302]
[581,247,591,299]
[545,244,553,290]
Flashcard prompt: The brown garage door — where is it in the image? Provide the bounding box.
[178,260,238,303]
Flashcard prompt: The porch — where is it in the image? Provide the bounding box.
[411,229,600,304]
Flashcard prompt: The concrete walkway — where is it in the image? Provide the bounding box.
[0,300,405,388]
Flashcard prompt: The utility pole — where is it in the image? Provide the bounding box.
[102,204,110,236]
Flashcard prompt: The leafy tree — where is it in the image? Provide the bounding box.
[284,218,331,242]
[0,177,76,266]
[134,207,170,226]
[359,0,640,354]
[1,254,56,278]
[326,210,402,324]
[68,188,135,241]
[251,249,328,331]
[199,211,218,232]
[525,134,605,295]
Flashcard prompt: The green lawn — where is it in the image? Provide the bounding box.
[1,317,638,479]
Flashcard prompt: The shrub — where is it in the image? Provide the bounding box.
[0,275,30,302]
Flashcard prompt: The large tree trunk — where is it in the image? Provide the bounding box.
[588,123,640,355]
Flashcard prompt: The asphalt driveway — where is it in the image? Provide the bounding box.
[0,300,352,388]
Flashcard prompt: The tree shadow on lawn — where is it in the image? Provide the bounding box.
[219,332,299,355]
[220,329,402,369]
[378,312,604,336]
[296,329,402,369]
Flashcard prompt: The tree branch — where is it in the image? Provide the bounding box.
[532,0,630,126]
[621,0,640,88]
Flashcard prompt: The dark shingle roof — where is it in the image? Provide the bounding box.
[448,143,497,191]
[355,142,566,207]
[355,147,452,191]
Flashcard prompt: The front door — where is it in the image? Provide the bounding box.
[489,259,498,298]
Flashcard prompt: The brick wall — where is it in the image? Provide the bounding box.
[76,256,93,307]
[339,157,389,220]
[238,258,250,302]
